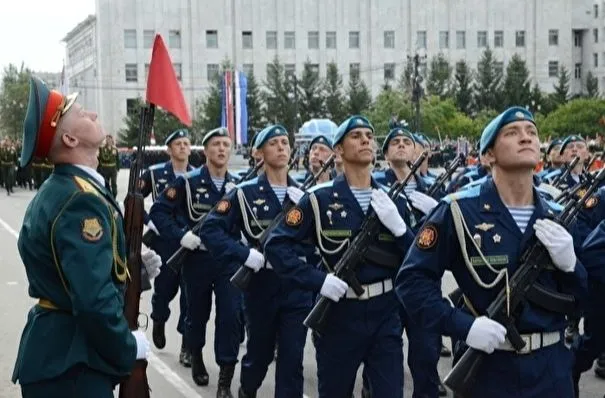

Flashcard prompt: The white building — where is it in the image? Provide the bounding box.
[65,0,605,135]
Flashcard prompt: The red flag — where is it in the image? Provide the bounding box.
[146,34,192,126]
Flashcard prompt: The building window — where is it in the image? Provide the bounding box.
[477,31,487,48]
[326,31,336,49]
[206,30,218,48]
[207,63,219,80]
[266,31,277,49]
[242,64,254,77]
[169,30,181,48]
[242,31,253,49]
[308,31,319,49]
[126,98,138,116]
[145,63,150,80]
[456,31,466,49]
[417,31,427,49]
[594,53,599,68]
[494,30,504,48]
[548,61,559,77]
[284,64,296,77]
[284,31,296,49]
[516,30,526,47]
[143,30,155,49]
[594,28,599,43]
[125,64,138,82]
[574,31,582,47]
[173,63,182,81]
[595,4,599,18]
[549,29,559,46]
[384,30,395,49]
[349,63,360,79]
[124,29,137,48]
[439,31,449,49]
[384,63,395,80]
[349,31,360,49]
[575,63,582,79]
[494,62,504,76]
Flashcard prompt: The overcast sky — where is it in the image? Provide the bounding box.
[0,0,95,74]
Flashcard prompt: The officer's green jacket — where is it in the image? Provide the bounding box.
[12,164,136,385]
[98,146,120,171]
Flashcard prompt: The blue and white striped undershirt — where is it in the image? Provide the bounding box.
[506,205,535,234]
[211,176,224,192]
[351,187,373,213]
[403,181,417,196]
[271,185,288,204]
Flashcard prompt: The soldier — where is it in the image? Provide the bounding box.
[396,107,587,397]
[536,139,563,179]
[1,139,18,195]
[12,77,162,398]
[264,116,415,397]
[152,127,241,396]
[413,133,438,184]
[98,134,120,198]
[296,133,336,184]
[542,135,588,189]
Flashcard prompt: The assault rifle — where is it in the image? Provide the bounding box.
[443,167,605,396]
[552,156,580,188]
[230,154,336,290]
[303,152,428,334]
[426,153,466,199]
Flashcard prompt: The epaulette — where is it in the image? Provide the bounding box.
[237,176,259,188]
[307,180,334,193]
[149,163,164,171]
[73,175,102,197]
[443,184,481,203]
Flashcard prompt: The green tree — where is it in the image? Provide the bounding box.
[451,60,474,115]
[426,53,453,98]
[585,71,600,98]
[541,98,605,137]
[473,48,503,112]
[502,54,531,108]
[397,57,415,98]
[0,63,31,139]
[245,71,264,141]
[366,89,411,136]
[192,74,222,139]
[346,73,372,115]
[262,56,296,133]
[323,62,347,123]
[552,66,570,106]
[298,61,324,123]
[118,98,187,146]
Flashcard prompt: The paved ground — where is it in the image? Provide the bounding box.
[0,157,602,397]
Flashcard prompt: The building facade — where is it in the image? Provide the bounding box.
[64,0,604,136]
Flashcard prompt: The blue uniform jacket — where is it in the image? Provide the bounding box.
[542,168,585,191]
[395,178,588,343]
[264,174,415,293]
[447,165,488,193]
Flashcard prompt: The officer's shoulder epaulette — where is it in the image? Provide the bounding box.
[443,184,481,203]
[184,168,201,179]
[72,175,103,197]
[237,176,259,188]
[149,163,164,171]
[308,180,334,194]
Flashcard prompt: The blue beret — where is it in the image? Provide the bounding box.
[333,115,374,146]
[559,135,585,154]
[201,127,230,146]
[546,139,562,155]
[309,134,333,150]
[413,133,430,148]
[480,106,535,155]
[253,124,288,149]
[382,128,415,154]
[165,128,189,146]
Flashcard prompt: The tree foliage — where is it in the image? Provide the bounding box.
[324,62,347,124]
[452,60,474,115]
[473,48,503,112]
[0,63,31,139]
[541,98,605,137]
[502,54,531,108]
[346,72,372,115]
[118,98,187,146]
[552,65,571,106]
[426,53,453,99]
[262,56,296,132]
[585,71,600,98]
[298,61,324,123]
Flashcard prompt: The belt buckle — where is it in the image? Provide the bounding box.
[517,335,532,355]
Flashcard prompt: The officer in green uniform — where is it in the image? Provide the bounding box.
[1,140,18,195]
[97,134,120,198]
[12,76,162,398]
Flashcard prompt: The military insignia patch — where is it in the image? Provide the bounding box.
[416,224,438,250]
[475,223,494,232]
[82,218,103,242]
[585,196,599,209]
[515,111,525,119]
[286,207,303,227]
[216,199,231,214]
[166,187,177,200]
[576,188,587,198]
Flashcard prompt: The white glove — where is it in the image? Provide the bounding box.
[370,189,407,237]
[320,273,349,302]
[180,231,201,250]
[287,186,304,205]
[132,330,150,360]
[409,190,439,215]
[244,248,265,273]
[465,316,507,354]
[146,220,160,236]
[141,244,162,279]
[225,182,236,193]
[533,218,576,273]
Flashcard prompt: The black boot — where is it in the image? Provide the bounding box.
[179,337,191,367]
[217,364,236,398]
[238,387,256,398]
[438,379,448,396]
[152,321,166,349]
[191,351,209,386]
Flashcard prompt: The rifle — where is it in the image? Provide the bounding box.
[552,156,580,188]
[426,153,466,198]
[119,104,155,398]
[555,172,594,204]
[230,154,336,290]
[165,160,265,273]
[303,152,428,334]
[443,167,605,396]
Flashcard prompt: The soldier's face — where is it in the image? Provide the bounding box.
[309,143,332,169]
[386,136,415,165]
[563,141,588,163]
[260,136,290,169]
[167,137,191,162]
[337,128,374,166]
[60,102,104,149]
[548,145,562,164]
[487,120,540,170]
[205,136,231,168]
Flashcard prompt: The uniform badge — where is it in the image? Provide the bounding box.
[329,202,343,211]
[483,203,491,210]
[263,205,269,212]
[585,196,599,209]
[515,111,525,119]
[576,189,587,199]
[82,217,103,242]
[475,223,494,232]
[216,199,231,214]
[416,224,438,250]
[492,234,501,243]
[340,210,347,218]
[197,187,207,194]
[286,207,303,227]
[254,198,266,206]
[158,178,167,184]
[166,187,177,200]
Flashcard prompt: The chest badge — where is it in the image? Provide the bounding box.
[329,203,343,211]
[483,203,491,211]
[286,207,303,227]
[475,223,494,232]
[82,217,103,242]
[340,210,347,218]
[216,200,231,214]
[492,234,501,243]
[263,205,269,212]
[254,198,265,206]
[166,187,177,200]
[197,187,207,194]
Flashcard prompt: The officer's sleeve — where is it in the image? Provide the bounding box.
[53,192,136,371]
[264,193,327,292]
[395,202,475,341]
[149,177,188,241]
[200,188,250,265]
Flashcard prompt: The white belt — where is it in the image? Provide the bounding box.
[345,279,393,300]
[496,331,561,354]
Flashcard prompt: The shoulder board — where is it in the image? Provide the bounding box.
[372,170,386,179]
[443,184,481,203]
[184,168,201,179]
[149,163,164,171]
[237,176,259,188]
[543,169,561,180]
[308,180,334,193]
[73,175,102,197]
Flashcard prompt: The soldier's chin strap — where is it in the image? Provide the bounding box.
[308,192,349,256]
[450,199,510,316]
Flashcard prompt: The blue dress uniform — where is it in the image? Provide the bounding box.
[264,117,415,398]
[396,108,588,398]
[541,136,587,190]
[201,125,311,397]
[536,139,563,180]
[447,164,488,193]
